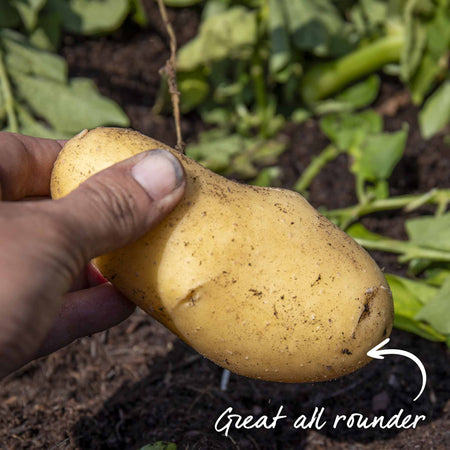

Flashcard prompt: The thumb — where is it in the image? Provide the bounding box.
[51,148,185,266]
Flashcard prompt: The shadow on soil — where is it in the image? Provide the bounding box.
[72,330,449,449]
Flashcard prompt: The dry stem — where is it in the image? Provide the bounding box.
[156,0,185,153]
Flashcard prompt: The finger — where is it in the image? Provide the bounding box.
[49,148,185,266]
[35,283,136,358]
[0,149,185,377]
[87,263,108,286]
[69,263,108,292]
[0,132,63,200]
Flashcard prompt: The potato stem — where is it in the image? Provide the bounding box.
[300,33,405,104]
[325,189,450,228]
[294,145,339,194]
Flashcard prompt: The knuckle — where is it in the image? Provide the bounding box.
[0,202,82,281]
[83,177,142,236]
[32,207,84,275]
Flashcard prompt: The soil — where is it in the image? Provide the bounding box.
[0,2,449,449]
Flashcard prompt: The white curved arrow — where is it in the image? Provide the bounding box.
[367,338,427,402]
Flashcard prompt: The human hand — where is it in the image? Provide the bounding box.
[0,132,185,378]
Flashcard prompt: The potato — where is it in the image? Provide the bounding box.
[51,127,393,383]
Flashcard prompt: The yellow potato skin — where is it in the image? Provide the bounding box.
[51,127,394,383]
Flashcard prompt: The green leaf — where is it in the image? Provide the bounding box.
[14,0,46,31]
[385,274,445,342]
[178,71,210,113]
[349,5,366,35]
[16,103,70,139]
[0,1,21,28]
[129,0,147,27]
[350,0,388,38]
[409,0,450,103]
[202,0,228,20]
[415,276,450,334]
[186,128,285,179]
[200,107,233,126]
[1,29,66,83]
[251,139,286,166]
[424,268,450,287]
[186,129,244,172]
[355,126,408,181]
[283,0,351,57]
[320,110,382,150]
[406,213,450,252]
[13,74,129,133]
[393,314,446,342]
[250,166,282,187]
[177,6,257,72]
[314,74,380,115]
[409,52,442,105]
[419,80,450,139]
[359,0,388,28]
[269,0,291,75]
[426,3,450,55]
[400,7,427,82]
[47,0,129,35]
[385,273,438,307]
[291,108,312,124]
[334,74,380,106]
[347,223,384,241]
[29,12,62,51]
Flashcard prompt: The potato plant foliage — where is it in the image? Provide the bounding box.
[0,0,148,137]
[0,0,449,345]
[167,0,450,347]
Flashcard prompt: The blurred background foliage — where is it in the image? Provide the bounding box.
[0,0,449,345]
[0,0,148,137]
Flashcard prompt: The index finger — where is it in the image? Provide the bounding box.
[0,132,65,201]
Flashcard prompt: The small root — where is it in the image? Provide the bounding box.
[156,0,185,153]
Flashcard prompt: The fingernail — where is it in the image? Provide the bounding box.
[131,149,184,201]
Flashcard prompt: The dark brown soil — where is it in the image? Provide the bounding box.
[1,2,449,449]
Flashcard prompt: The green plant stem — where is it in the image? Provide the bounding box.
[0,48,18,132]
[355,238,450,263]
[251,59,267,121]
[325,189,450,228]
[300,33,405,104]
[251,44,270,137]
[252,5,271,137]
[355,174,368,204]
[294,145,338,193]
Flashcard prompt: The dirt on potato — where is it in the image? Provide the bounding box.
[0,1,449,449]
